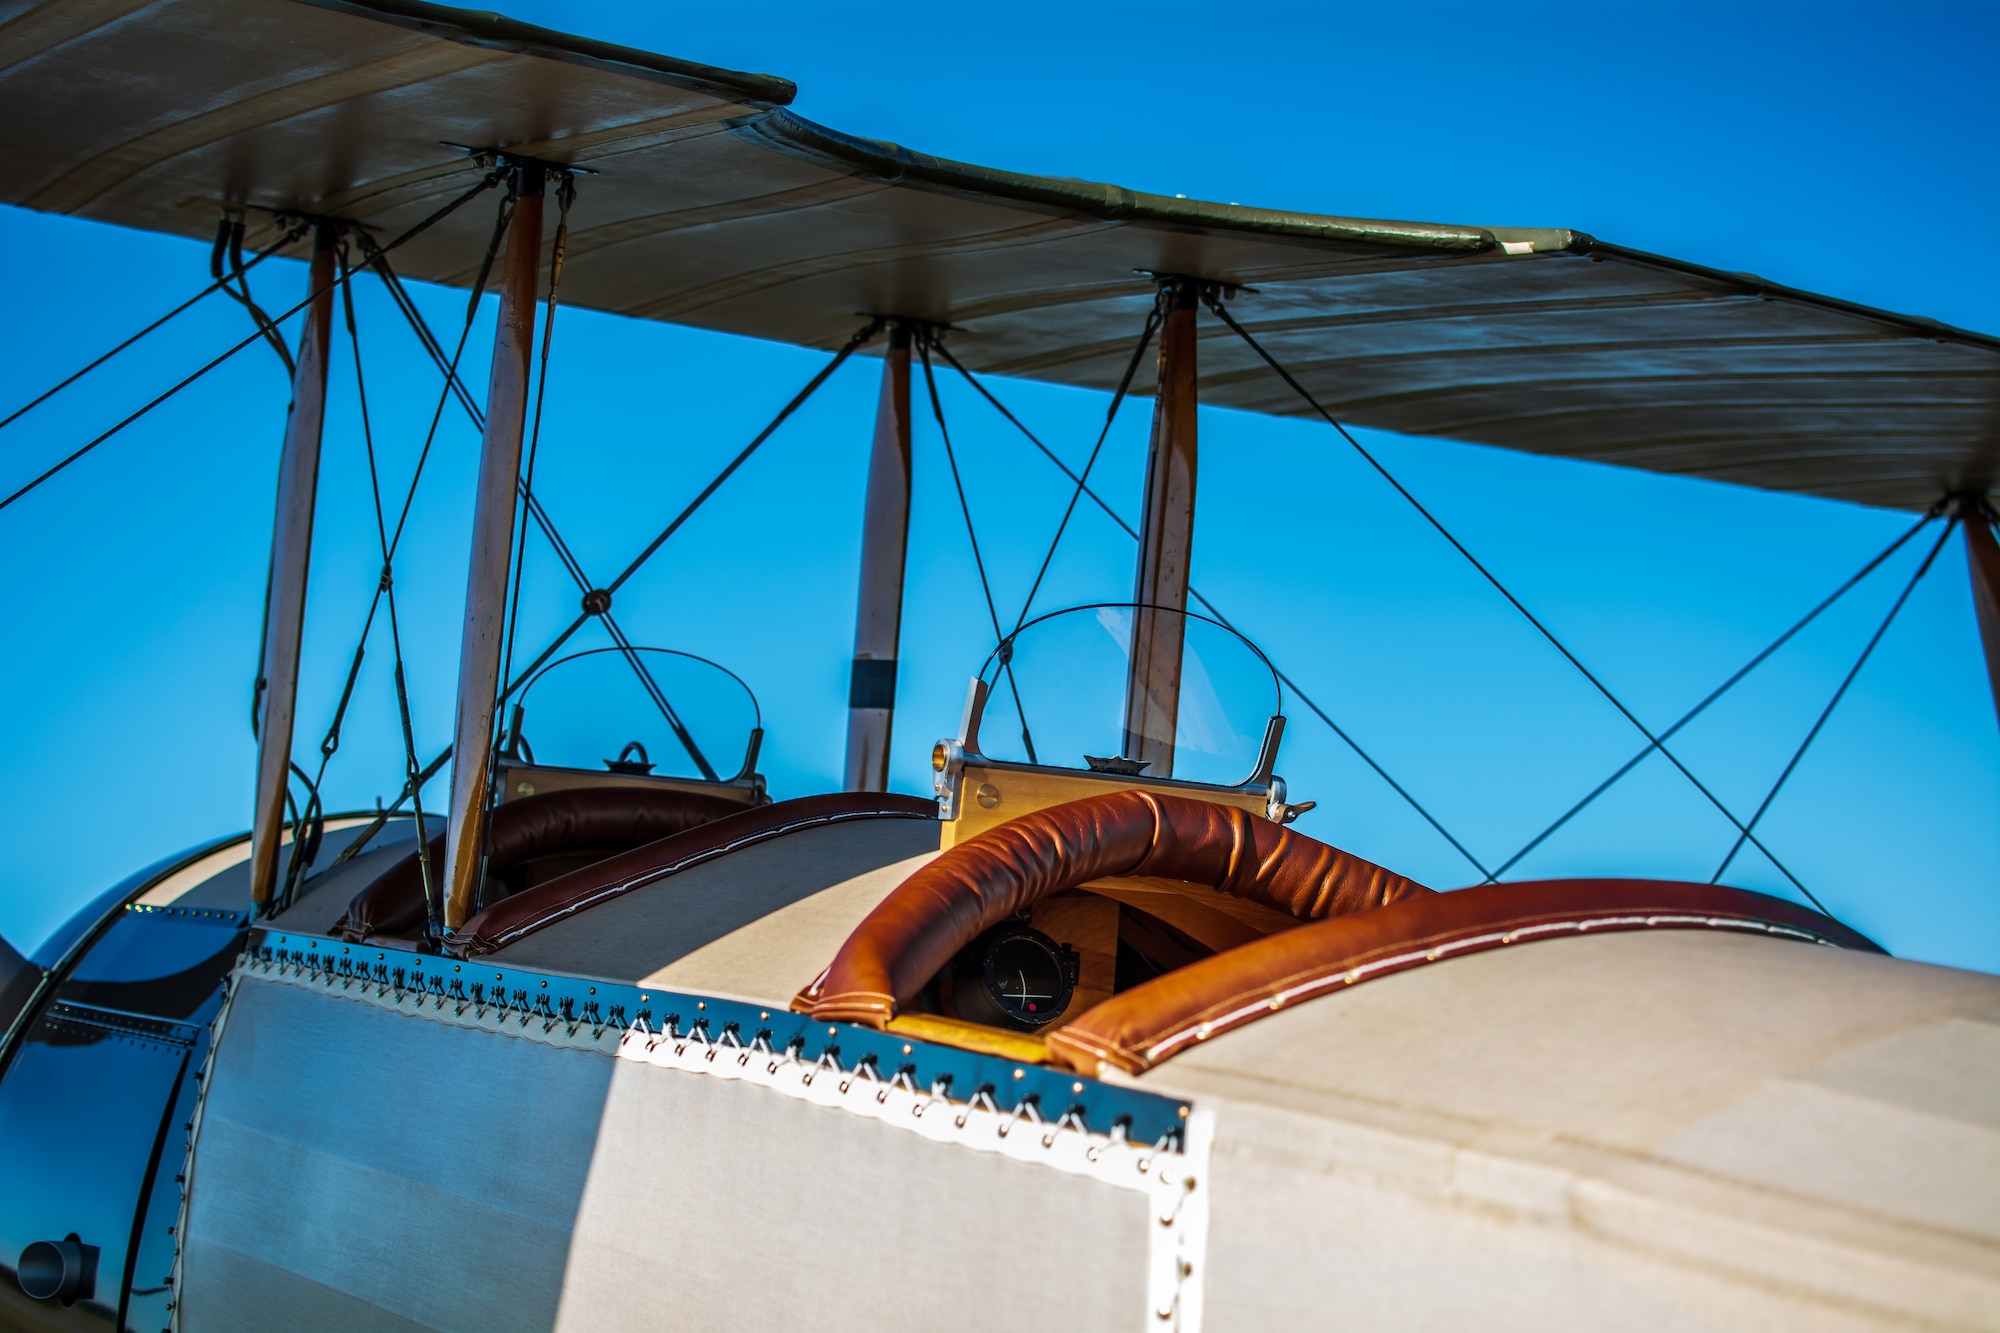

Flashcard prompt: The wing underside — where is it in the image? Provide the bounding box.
[1,0,1993,510]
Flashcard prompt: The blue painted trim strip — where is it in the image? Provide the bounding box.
[249,927,1191,1149]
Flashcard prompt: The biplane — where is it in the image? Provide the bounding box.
[0,2,1996,1330]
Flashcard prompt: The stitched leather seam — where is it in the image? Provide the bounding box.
[807,989,892,1007]
[1131,911,1845,1067]
[475,805,929,951]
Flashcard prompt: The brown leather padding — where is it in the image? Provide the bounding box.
[803,790,1431,1027]
[329,786,747,941]
[445,792,938,957]
[1044,878,1886,1075]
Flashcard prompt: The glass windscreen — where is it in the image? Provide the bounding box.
[508,648,760,782]
[972,605,1281,788]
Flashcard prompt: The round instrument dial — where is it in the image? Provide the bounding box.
[956,924,1080,1024]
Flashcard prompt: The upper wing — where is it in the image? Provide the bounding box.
[2,0,1992,510]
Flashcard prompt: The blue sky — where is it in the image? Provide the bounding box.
[1,1,1994,969]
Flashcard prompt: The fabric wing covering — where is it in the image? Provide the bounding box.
[3,0,1994,510]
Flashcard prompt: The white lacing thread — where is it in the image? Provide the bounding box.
[801,1046,842,1087]
[954,1086,999,1129]
[1143,913,1845,1063]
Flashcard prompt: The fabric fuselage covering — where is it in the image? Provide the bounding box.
[182,972,1174,1331]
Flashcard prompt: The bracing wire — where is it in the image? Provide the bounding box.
[306,240,439,922]
[0,167,507,514]
[494,175,718,782]
[916,333,1040,764]
[1204,294,1816,899]
[604,318,884,599]
[212,215,296,378]
[925,336,1492,880]
[499,315,885,706]
[1490,509,1941,882]
[1711,518,1959,890]
[383,181,517,556]
[1009,295,1163,633]
[0,238,294,438]
[251,178,511,756]
[334,317,884,865]
[273,178,518,887]
[497,179,566,757]
[354,231,697,759]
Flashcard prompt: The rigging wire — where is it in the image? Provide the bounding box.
[340,240,441,932]
[349,236,483,426]
[0,166,507,514]
[1203,294,1816,899]
[211,215,296,377]
[1489,509,1941,882]
[238,176,510,896]
[245,220,331,741]
[916,333,1040,764]
[332,318,883,866]
[352,232,598,599]
[1009,295,1163,632]
[302,180,517,896]
[925,336,1492,880]
[355,229,672,707]
[271,240,444,919]
[497,178,566,757]
[487,316,889,764]
[1710,517,1959,890]
[493,174,718,781]
[603,319,884,599]
[383,181,518,556]
[0,239,294,438]
[275,760,324,915]
[297,237,443,916]
[251,181,512,741]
